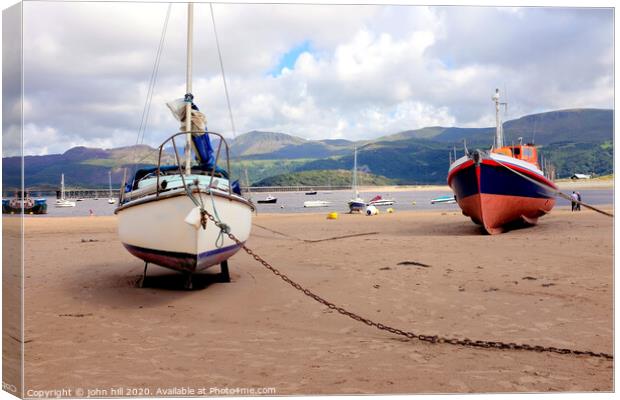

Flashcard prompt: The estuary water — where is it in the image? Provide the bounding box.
[25,188,613,217]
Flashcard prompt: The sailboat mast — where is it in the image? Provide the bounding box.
[352,146,358,197]
[184,2,194,176]
[109,171,112,197]
[61,173,65,200]
[493,88,503,149]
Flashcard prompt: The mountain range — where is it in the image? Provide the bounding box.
[2,108,613,191]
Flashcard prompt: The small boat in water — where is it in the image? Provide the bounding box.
[304,200,331,208]
[56,174,76,208]
[257,195,277,204]
[447,89,556,234]
[305,190,318,195]
[430,195,456,204]
[347,146,365,212]
[368,195,395,207]
[2,191,47,214]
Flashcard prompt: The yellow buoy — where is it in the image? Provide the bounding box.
[387,208,394,213]
[327,212,339,220]
[411,201,417,206]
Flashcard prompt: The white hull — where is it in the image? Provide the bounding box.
[368,199,395,206]
[304,200,331,208]
[56,199,76,207]
[116,189,252,272]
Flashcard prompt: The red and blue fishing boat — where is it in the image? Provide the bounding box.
[447,89,557,234]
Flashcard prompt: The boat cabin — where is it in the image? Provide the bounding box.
[492,144,540,168]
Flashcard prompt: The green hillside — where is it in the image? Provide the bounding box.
[2,108,613,190]
[539,141,613,178]
[254,169,394,187]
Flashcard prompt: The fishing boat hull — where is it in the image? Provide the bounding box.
[116,189,253,273]
[257,198,277,204]
[448,152,556,234]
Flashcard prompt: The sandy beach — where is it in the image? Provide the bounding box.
[20,206,612,395]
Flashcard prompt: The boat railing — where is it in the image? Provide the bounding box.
[156,130,232,199]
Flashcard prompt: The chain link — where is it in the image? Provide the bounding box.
[203,209,613,361]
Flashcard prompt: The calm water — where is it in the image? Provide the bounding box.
[24,188,613,217]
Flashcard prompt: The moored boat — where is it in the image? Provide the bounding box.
[347,146,365,212]
[257,195,277,204]
[114,3,254,288]
[368,195,395,207]
[447,89,556,234]
[56,174,76,208]
[304,200,331,208]
[430,195,456,204]
[2,191,47,214]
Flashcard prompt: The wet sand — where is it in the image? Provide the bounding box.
[21,207,612,395]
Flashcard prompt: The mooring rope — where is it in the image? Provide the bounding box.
[491,156,613,218]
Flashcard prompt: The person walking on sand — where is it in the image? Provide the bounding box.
[570,192,578,212]
[576,192,582,211]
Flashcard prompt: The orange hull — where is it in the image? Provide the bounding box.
[459,193,556,234]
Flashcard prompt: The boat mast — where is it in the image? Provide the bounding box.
[184,2,194,176]
[352,146,358,197]
[61,173,65,200]
[108,171,112,197]
[492,88,503,148]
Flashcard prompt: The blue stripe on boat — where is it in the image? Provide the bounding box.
[451,161,555,200]
[480,163,555,199]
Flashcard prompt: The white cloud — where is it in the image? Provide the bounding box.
[13,2,614,155]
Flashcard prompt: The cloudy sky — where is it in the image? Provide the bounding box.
[6,1,615,155]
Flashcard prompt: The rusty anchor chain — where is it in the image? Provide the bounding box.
[203,208,612,361]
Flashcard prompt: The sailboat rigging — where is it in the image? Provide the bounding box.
[56,173,76,208]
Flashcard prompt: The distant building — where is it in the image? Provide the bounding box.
[571,173,592,180]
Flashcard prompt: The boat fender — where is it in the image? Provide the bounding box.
[387,208,394,213]
[184,207,203,229]
[327,212,338,220]
[366,205,378,216]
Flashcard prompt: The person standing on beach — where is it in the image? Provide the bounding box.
[576,192,582,211]
[571,192,578,211]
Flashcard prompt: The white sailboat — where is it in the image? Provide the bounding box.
[55,173,76,208]
[347,146,365,212]
[107,171,116,204]
[303,200,331,208]
[115,3,254,288]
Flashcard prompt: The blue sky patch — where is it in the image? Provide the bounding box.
[269,41,312,77]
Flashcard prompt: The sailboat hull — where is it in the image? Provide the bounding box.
[348,200,366,212]
[448,153,556,234]
[116,189,253,272]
